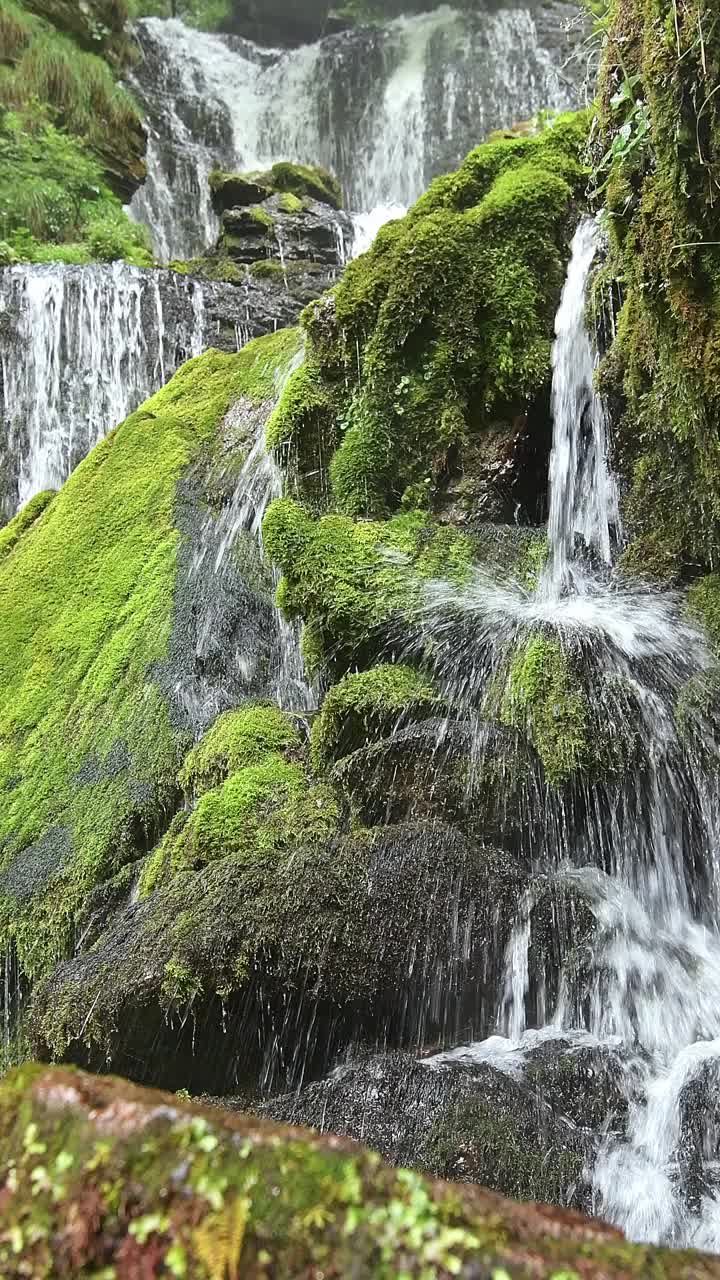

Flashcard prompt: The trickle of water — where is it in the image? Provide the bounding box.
[0,262,211,516]
[189,349,313,720]
[128,5,584,260]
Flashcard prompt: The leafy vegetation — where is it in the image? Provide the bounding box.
[0,0,145,197]
[0,109,151,263]
[126,0,232,28]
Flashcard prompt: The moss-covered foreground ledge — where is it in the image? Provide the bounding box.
[1,1064,719,1279]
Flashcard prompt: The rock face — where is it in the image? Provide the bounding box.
[128,4,589,260]
[2,1062,719,1280]
[184,161,352,338]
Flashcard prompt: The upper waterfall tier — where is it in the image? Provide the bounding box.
[128,2,589,261]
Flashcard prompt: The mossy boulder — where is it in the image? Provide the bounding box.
[211,161,343,213]
[29,823,517,1093]
[498,632,639,787]
[262,500,477,676]
[262,1042,634,1213]
[4,1062,715,1280]
[139,705,339,895]
[311,664,440,768]
[267,113,588,521]
[0,329,302,987]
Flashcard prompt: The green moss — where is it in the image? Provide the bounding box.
[179,704,300,794]
[499,633,637,786]
[0,491,55,563]
[425,1093,585,1206]
[311,664,439,768]
[0,329,302,982]
[688,575,720,650]
[596,0,720,576]
[285,112,588,518]
[261,161,343,210]
[278,191,305,214]
[0,1062,716,1278]
[500,635,592,786]
[247,205,273,229]
[0,111,150,263]
[262,499,475,676]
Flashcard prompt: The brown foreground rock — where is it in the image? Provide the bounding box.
[0,1064,718,1278]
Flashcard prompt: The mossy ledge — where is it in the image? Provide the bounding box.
[0,1063,718,1279]
[596,0,720,579]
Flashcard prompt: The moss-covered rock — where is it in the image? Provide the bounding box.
[4,1062,714,1280]
[0,329,302,985]
[596,0,720,577]
[311,664,440,768]
[262,1043,633,1213]
[211,161,343,212]
[29,823,516,1092]
[263,500,478,676]
[498,632,639,787]
[268,113,588,521]
[140,705,339,894]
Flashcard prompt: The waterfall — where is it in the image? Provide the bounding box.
[543,219,620,596]
[409,218,720,1248]
[128,4,587,261]
[0,262,237,518]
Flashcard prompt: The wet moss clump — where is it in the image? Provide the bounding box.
[140,705,339,895]
[311,664,440,768]
[499,632,637,786]
[262,499,476,676]
[268,113,588,518]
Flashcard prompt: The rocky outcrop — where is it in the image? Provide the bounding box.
[1,1062,719,1280]
[182,162,352,338]
[28,823,516,1094]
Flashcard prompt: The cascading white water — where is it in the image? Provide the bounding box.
[0,262,212,516]
[128,4,585,261]
[543,218,620,597]
[409,218,720,1248]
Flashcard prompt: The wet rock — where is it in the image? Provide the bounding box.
[261,1038,635,1213]
[4,1062,701,1280]
[28,823,519,1095]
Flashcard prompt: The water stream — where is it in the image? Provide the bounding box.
[416,220,720,1248]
